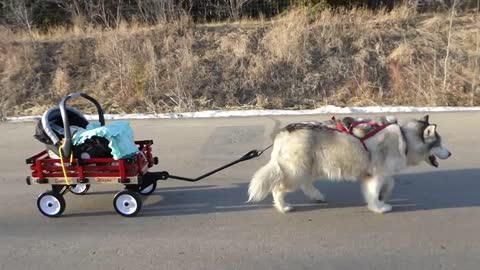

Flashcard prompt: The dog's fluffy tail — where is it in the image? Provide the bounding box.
[247,160,282,202]
[270,119,282,140]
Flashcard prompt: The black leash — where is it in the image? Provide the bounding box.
[237,144,273,162]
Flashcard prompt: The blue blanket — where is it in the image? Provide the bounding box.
[72,121,138,160]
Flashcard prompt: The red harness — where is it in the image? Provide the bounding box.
[332,117,393,151]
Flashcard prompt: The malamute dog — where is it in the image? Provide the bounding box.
[247,115,451,214]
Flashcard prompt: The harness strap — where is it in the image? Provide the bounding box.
[332,117,392,152]
[360,123,392,142]
[358,123,392,150]
[335,121,350,133]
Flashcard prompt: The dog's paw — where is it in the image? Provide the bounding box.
[275,204,295,213]
[312,193,327,203]
[302,188,327,203]
[368,203,392,214]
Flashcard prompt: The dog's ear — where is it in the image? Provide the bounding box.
[421,115,430,124]
[423,124,437,138]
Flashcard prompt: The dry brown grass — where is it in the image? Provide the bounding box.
[0,6,479,118]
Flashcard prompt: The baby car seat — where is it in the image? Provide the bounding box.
[33,94,112,159]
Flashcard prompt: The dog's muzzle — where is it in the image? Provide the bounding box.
[428,147,452,167]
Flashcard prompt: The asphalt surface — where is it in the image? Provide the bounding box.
[0,112,479,270]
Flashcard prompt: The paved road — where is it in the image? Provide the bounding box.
[0,112,479,270]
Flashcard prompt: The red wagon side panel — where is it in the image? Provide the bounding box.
[27,140,155,185]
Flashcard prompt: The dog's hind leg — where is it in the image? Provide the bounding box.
[379,176,395,202]
[300,182,326,203]
[361,174,393,214]
[272,184,294,213]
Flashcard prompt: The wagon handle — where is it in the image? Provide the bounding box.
[143,144,273,183]
[60,93,105,157]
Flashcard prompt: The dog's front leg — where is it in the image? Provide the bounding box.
[361,174,393,214]
[379,176,395,202]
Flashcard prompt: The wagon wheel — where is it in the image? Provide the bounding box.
[139,181,157,196]
[125,181,157,196]
[37,191,66,217]
[69,184,90,195]
[113,190,142,217]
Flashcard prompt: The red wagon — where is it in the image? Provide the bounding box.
[26,93,266,217]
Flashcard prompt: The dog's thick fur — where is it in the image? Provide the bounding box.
[248,115,451,214]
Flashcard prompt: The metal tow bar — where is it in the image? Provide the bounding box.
[142,145,272,184]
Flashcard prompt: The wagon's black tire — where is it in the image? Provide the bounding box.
[69,184,90,195]
[139,181,156,196]
[37,191,66,217]
[113,190,142,217]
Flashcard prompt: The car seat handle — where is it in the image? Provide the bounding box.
[59,93,105,157]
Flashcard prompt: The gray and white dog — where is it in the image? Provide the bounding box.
[247,115,451,214]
